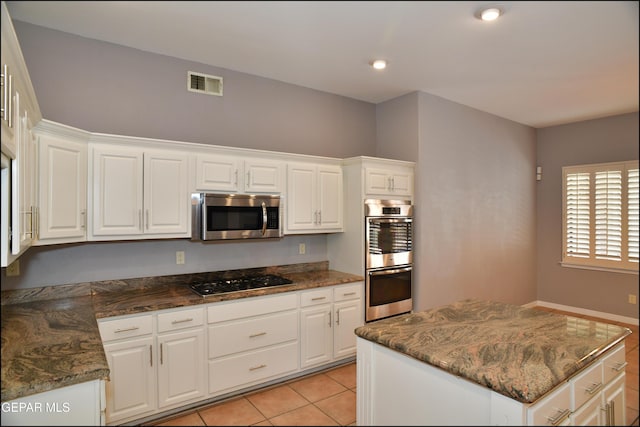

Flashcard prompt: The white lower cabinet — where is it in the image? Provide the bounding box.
[98,282,363,424]
[300,282,363,369]
[207,292,299,396]
[98,306,205,425]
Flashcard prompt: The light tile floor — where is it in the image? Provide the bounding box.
[149,308,639,426]
[150,362,356,426]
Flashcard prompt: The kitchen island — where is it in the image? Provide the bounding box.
[355,299,631,426]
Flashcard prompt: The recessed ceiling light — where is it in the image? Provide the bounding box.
[372,60,387,70]
[477,6,503,21]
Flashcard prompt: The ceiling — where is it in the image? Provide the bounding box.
[6,1,639,128]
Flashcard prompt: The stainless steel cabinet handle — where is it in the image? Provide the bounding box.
[8,73,12,128]
[342,292,356,297]
[585,382,602,395]
[311,296,326,301]
[318,211,321,225]
[336,309,340,325]
[114,326,140,333]
[547,408,571,426]
[249,364,267,371]
[328,311,332,327]
[249,332,267,338]
[149,345,153,367]
[171,318,193,324]
[145,210,149,230]
[160,343,163,365]
[234,169,238,186]
[138,209,142,230]
[609,401,615,425]
[81,210,86,229]
[612,361,627,372]
[246,171,250,189]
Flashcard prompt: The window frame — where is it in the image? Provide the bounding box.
[561,160,639,274]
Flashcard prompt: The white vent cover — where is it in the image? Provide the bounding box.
[187,71,223,96]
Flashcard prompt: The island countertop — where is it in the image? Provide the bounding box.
[354,298,632,404]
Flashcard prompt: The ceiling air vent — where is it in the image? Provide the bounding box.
[188,71,223,96]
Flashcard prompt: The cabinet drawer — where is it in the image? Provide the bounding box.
[208,341,298,395]
[602,343,626,384]
[333,283,362,302]
[208,310,298,358]
[208,293,298,323]
[571,360,603,410]
[99,314,153,342]
[527,382,571,426]
[300,288,332,307]
[157,307,204,333]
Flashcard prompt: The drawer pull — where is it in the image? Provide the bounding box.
[547,408,571,426]
[311,297,326,301]
[342,292,356,296]
[249,364,267,371]
[249,332,267,338]
[611,361,627,372]
[585,382,603,395]
[149,345,153,367]
[171,318,194,324]
[114,326,140,333]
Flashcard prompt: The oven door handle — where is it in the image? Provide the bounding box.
[369,266,412,276]
[368,217,412,224]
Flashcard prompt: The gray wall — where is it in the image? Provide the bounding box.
[536,112,639,319]
[412,92,538,311]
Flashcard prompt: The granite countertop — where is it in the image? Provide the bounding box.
[355,298,632,404]
[1,262,364,402]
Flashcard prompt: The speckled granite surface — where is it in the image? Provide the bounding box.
[355,298,632,404]
[1,262,364,402]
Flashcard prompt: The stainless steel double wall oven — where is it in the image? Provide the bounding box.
[364,199,413,322]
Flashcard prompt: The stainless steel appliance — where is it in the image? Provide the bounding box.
[189,274,292,297]
[191,193,282,241]
[365,199,413,322]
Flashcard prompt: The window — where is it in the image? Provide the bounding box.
[562,160,639,273]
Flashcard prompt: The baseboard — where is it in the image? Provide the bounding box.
[523,300,639,326]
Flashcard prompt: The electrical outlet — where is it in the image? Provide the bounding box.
[176,251,185,265]
[629,294,637,305]
[298,243,306,255]
[6,260,20,276]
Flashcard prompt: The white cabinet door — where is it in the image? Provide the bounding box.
[91,145,143,236]
[300,305,333,368]
[195,154,240,192]
[317,165,343,230]
[333,299,361,359]
[103,336,156,424]
[286,162,343,233]
[11,92,36,256]
[91,144,188,239]
[157,328,206,409]
[144,150,189,235]
[244,158,282,193]
[602,374,626,426]
[36,132,87,243]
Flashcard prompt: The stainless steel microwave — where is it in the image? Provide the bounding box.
[191,193,283,241]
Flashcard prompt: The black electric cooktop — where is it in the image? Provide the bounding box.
[189,274,293,297]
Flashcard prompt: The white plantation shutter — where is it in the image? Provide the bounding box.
[629,168,639,263]
[565,173,590,258]
[562,161,639,272]
[594,170,622,260]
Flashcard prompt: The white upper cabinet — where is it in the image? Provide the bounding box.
[194,152,282,194]
[34,121,89,245]
[89,141,189,240]
[286,162,343,234]
[364,166,413,197]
